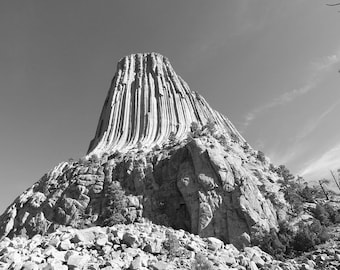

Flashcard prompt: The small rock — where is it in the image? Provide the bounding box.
[252,255,265,267]
[223,255,236,266]
[144,237,163,254]
[44,246,66,261]
[85,264,100,270]
[102,245,112,254]
[237,254,249,267]
[307,259,316,269]
[125,247,139,257]
[130,256,142,270]
[299,263,311,270]
[335,253,340,261]
[67,253,91,268]
[127,196,140,207]
[186,241,200,252]
[59,239,73,251]
[206,237,224,251]
[72,228,97,244]
[318,254,327,261]
[123,232,140,247]
[96,234,108,247]
[42,261,68,270]
[243,247,258,259]
[0,237,11,250]
[29,253,44,264]
[48,237,60,248]
[111,229,124,240]
[151,261,170,270]
[22,261,39,270]
[249,261,259,270]
[239,232,251,248]
[217,265,230,270]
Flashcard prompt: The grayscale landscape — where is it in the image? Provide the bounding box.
[0,2,340,269]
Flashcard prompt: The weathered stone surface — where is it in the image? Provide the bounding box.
[67,253,91,268]
[0,53,291,250]
[22,261,39,270]
[0,222,310,270]
[123,232,140,248]
[206,237,224,251]
[151,261,170,270]
[87,53,245,155]
[59,239,72,251]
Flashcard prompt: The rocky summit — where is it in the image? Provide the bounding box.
[0,53,315,269]
[87,53,245,155]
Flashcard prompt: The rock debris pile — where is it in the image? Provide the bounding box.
[0,222,303,270]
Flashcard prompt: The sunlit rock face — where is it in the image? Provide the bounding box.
[87,53,245,155]
[0,53,288,248]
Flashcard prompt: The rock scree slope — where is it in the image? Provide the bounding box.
[0,53,288,250]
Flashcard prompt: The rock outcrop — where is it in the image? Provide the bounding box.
[88,53,245,155]
[0,53,288,249]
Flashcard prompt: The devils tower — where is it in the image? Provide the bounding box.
[0,53,287,249]
[88,53,245,156]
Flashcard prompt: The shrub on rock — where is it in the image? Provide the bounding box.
[102,181,127,226]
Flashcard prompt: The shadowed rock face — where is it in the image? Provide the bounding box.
[0,53,288,247]
[88,53,245,155]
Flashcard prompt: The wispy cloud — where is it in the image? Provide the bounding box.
[266,99,340,167]
[241,48,340,130]
[295,100,340,141]
[299,143,340,180]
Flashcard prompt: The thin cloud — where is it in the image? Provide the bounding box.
[265,99,340,167]
[299,143,340,180]
[241,48,340,130]
[295,100,340,141]
[268,145,303,167]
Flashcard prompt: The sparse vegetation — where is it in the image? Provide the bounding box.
[204,119,217,135]
[137,141,143,151]
[313,203,340,225]
[168,131,177,145]
[253,220,330,259]
[253,164,340,259]
[163,232,180,257]
[89,154,100,164]
[276,165,295,182]
[78,157,89,166]
[102,181,127,226]
[189,122,202,138]
[152,144,161,151]
[257,150,266,163]
[292,221,330,252]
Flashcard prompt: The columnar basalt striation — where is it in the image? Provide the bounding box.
[87,53,245,155]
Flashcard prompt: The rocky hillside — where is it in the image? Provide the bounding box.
[0,222,306,270]
[0,52,320,269]
[0,128,288,247]
[0,53,289,247]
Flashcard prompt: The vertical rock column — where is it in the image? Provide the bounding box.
[88,52,245,156]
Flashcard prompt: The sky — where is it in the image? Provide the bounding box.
[1,0,340,212]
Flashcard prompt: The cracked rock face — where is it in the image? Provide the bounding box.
[87,52,245,156]
[0,53,288,248]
